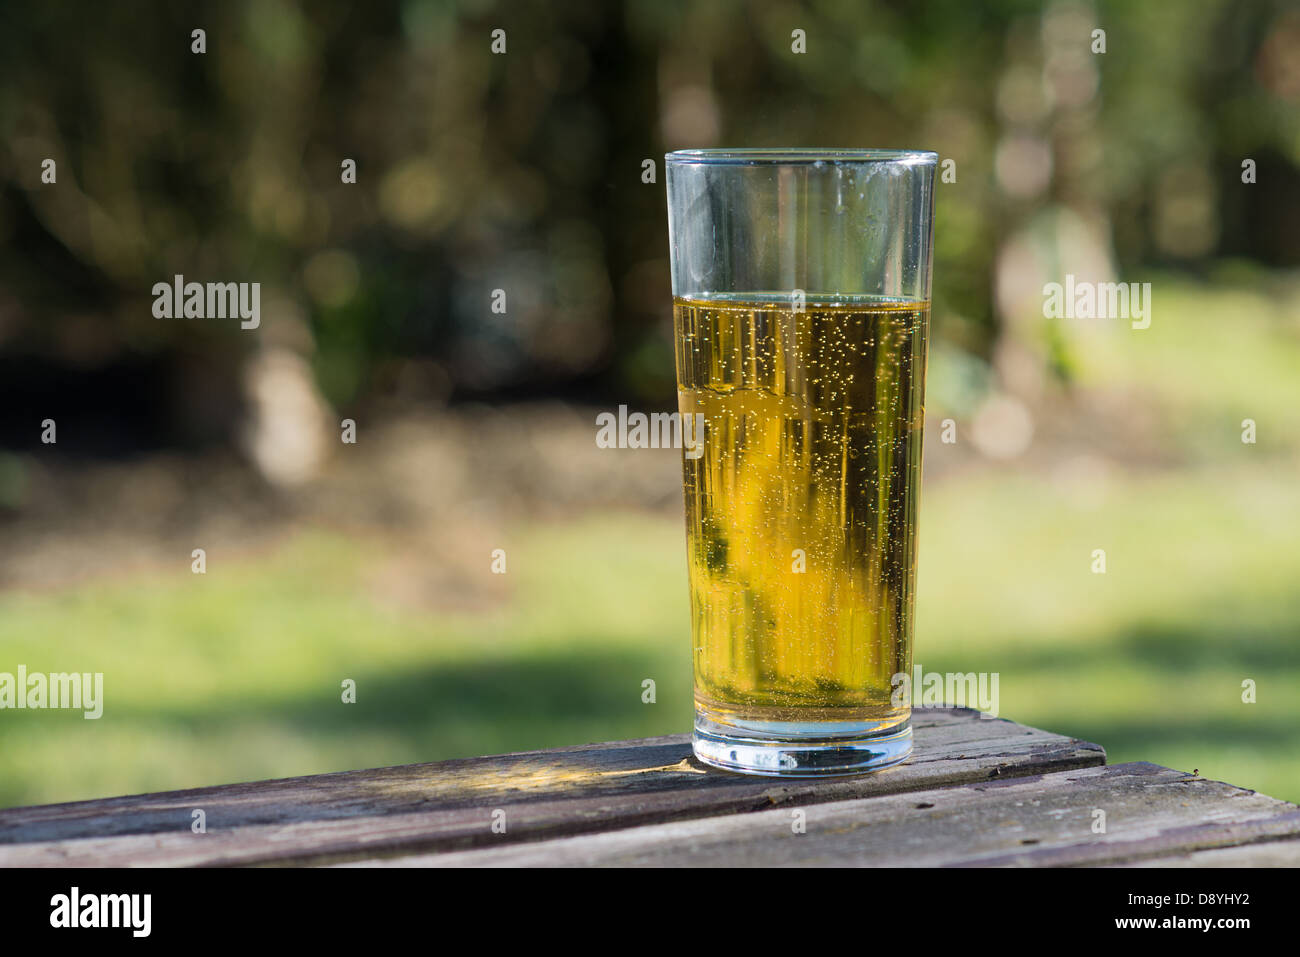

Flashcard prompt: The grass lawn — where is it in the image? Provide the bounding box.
[1,277,1297,808]
[1,468,1297,809]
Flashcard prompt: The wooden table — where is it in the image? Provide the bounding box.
[2,707,1298,867]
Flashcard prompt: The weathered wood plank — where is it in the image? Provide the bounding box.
[359,763,1300,868]
[0,707,1102,867]
[1113,839,1300,867]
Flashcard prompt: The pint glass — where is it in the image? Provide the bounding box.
[665,149,936,775]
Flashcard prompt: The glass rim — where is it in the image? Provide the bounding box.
[665,148,937,166]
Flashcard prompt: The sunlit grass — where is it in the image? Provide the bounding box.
[1,278,1297,809]
[1,469,1296,809]
[915,467,1300,803]
[0,518,693,807]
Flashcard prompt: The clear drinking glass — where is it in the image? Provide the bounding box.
[665,148,937,776]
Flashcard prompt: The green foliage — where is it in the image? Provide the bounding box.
[1,1,1297,406]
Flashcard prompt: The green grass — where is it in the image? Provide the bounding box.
[0,519,694,808]
[1,277,1297,809]
[914,466,1300,803]
[2,468,1296,808]
[1064,275,1300,457]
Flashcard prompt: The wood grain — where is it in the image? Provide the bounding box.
[1113,839,1300,867]
[360,763,1300,868]
[0,707,1102,867]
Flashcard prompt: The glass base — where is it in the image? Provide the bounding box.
[692,710,912,777]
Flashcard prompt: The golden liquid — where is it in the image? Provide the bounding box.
[674,295,927,728]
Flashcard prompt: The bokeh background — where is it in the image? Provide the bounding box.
[1,0,1298,808]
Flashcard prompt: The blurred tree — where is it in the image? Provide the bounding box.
[0,0,1296,468]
